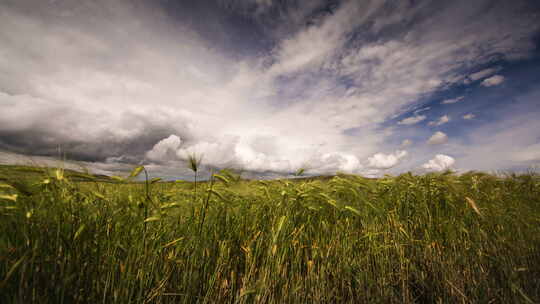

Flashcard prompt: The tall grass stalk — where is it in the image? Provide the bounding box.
[187,153,203,202]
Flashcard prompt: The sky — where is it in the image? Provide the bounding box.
[1,0,540,180]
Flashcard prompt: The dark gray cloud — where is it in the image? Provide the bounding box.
[2,113,194,162]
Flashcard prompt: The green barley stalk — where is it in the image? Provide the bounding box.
[187,152,203,202]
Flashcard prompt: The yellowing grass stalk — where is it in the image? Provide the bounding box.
[465,197,482,217]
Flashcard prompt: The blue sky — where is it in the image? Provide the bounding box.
[0,0,539,179]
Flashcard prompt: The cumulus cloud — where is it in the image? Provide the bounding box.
[312,152,362,174]
[367,150,408,169]
[422,154,455,171]
[429,115,450,126]
[398,115,427,125]
[146,135,182,162]
[143,133,364,175]
[481,75,505,87]
[463,113,476,120]
[441,96,464,104]
[427,131,449,145]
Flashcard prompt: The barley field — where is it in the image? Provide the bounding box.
[1,165,539,303]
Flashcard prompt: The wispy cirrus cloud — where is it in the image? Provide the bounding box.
[481,75,505,87]
[429,115,450,126]
[441,96,464,104]
[398,115,427,125]
[468,68,498,81]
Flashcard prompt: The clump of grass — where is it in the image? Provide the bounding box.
[0,166,539,303]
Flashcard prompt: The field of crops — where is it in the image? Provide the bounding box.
[1,165,539,303]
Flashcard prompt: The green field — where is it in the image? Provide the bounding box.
[1,165,539,303]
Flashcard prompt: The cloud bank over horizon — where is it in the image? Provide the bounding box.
[1,0,540,179]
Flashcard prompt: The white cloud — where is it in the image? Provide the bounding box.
[427,131,448,145]
[143,133,365,175]
[481,75,505,87]
[469,68,498,81]
[414,107,430,114]
[401,139,412,147]
[314,152,362,173]
[429,115,450,126]
[463,113,475,120]
[441,96,464,104]
[422,154,455,171]
[398,115,426,125]
[367,150,408,169]
[146,135,182,162]
[268,1,368,76]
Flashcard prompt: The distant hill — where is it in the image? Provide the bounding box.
[0,164,116,183]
